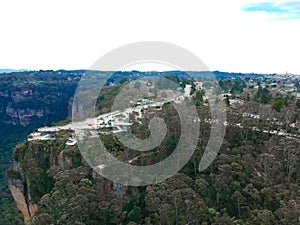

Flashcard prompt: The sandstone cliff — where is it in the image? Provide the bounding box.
[6,131,83,223]
[6,130,131,224]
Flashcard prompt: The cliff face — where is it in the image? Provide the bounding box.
[3,95,45,126]
[6,134,83,223]
[7,166,38,224]
[6,131,132,224]
[0,71,80,128]
[1,90,57,126]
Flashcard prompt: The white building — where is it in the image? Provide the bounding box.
[194,81,203,91]
[184,85,192,98]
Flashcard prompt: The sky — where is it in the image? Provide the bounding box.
[0,0,300,74]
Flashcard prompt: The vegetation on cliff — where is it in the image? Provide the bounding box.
[9,102,300,225]
[3,71,300,224]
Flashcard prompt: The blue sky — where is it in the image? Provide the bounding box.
[0,0,299,74]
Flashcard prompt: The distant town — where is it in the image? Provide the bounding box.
[25,72,300,147]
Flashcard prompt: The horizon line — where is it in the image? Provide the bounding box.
[0,68,299,76]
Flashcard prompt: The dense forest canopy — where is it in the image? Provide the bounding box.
[1,70,300,224]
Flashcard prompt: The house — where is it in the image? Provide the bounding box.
[289,120,300,132]
[223,93,232,99]
[66,138,77,146]
[194,81,203,91]
[184,85,192,98]
[141,98,150,104]
[27,132,56,141]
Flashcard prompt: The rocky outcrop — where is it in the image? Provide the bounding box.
[51,150,76,170]
[8,184,30,223]
[8,184,37,223]
[6,134,136,225]
[7,162,38,224]
[2,91,47,126]
[6,138,84,223]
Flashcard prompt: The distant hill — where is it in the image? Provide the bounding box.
[0,69,29,73]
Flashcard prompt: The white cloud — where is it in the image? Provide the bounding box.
[241,0,300,20]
